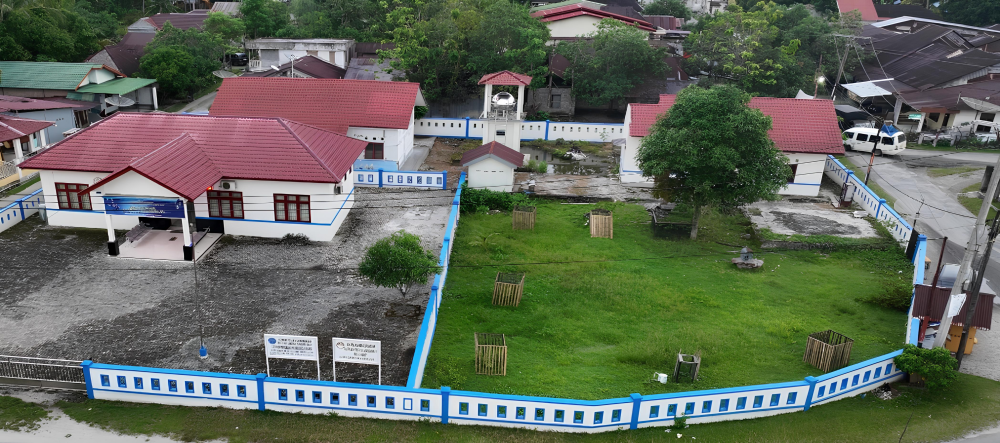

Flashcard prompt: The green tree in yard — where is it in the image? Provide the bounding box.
[0,7,102,62]
[642,0,691,19]
[204,11,245,44]
[940,0,1000,27]
[635,85,789,239]
[358,230,441,297]
[241,0,288,39]
[466,0,550,85]
[139,46,196,97]
[894,344,959,389]
[555,19,666,107]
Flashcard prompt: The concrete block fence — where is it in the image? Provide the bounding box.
[0,188,43,235]
[824,156,913,242]
[414,118,625,143]
[355,169,448,190]
[74,168,928,433]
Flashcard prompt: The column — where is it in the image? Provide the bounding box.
[482,84,492,118]
[915,113,925,133]
[12,138,23,162]
[440,387,451,424]
[516,85,524,119]
[182,200,195,261]
[803,376,817,411]
[106,212,119,256]
[28,132,36,151]
[629,393,642,429]
[152,87,159,110]
[256,374,267,411]
[38,129,47,148]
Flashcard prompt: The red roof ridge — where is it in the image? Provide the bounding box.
[277,118,342,182]
[532,3,656,31]
[478,71,533,86]
[461,141,524,167]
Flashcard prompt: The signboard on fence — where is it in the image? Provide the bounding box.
[332,338,382,384]
[103,196,185,218]
[264,334,321,380]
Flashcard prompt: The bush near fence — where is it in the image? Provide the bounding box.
[75,168,931,433]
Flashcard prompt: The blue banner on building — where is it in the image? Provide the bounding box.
[103,196,185,218]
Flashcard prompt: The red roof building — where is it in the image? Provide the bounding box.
[21,113,365,187]
[628,94,844,155]
[461,141,524,192]
[210,78,422,134]
[531,4,657,33]
[461,141,525,168]
[837,0,879,22]
[478,71,534,86]
[0,115,53,144]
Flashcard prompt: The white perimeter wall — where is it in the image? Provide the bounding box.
[466,157,514,192]
[348,125,412,167]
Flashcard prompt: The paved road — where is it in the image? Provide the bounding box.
[177,91,217,114]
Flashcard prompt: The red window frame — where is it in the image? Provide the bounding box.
[274,194,311,223]
[364,143,384,160]
[207,191,244,219]
[55,183,92,210]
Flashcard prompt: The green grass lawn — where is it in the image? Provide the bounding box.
[50,373,1000,442]
[422,202,910,400]
[0,174,40,198]
[927,166,982,178]
[0,396,48,431]
[836,155,898,209]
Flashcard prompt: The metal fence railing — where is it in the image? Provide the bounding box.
[0,355,85,384]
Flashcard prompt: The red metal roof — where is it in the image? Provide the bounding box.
[0,115,54,143]
[461,141,525,168]
[20,113,367,189]
[210,77,421,134]
[0,95,81,112]
[837,0,879,22]
[531,4,657,32]
[242,55,346,79]
[84,134,222,200]
[478,71,534,86]
[628,94,845,155]
[913,284,994,330]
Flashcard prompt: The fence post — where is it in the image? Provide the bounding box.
[442,171,448,190]
[876,198,886,220]
[441,386,451,424]
[17,199,24,220]
[256,373,267,411]
[545,120,550,141]
[629,393,642,430]
[465,117,470,138]
[80,360,94,399]
[378,169,384,188]
[803,376,817,411]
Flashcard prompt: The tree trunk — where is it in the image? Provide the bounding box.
[690,205,701,240]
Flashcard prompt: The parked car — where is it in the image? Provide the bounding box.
[225,53,249,67]
[843,127,907,155]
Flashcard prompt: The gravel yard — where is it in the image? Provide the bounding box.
[0,188,454,386]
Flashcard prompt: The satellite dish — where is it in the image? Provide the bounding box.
[960,97,1000,113]
[212,69,237,78]
[270,65,280,71]
[105,96,136,107]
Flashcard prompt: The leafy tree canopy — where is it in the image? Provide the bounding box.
[384,0,550,103]
[358,230,441,297]
[140,22,223,98]
[241,0,289,39]
[204,11,245,44]
[0,4,104,62]
[555,19,666,107]
[276,0,390,41]
[139,45,196,97]
[685,2,863,97]
[635,84,789,239]
[642,0,692,19]
[940,0,1000,28]
[894,344,959,389]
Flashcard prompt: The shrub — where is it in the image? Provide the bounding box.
[894,344,959,389]
[460,185,531,213]
[671,414,688,431]
[414,106,428,120]
[358,230,441,297]
[537,160,548,173]
[526,110,550,121]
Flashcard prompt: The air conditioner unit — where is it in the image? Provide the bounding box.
[220,180,238,190]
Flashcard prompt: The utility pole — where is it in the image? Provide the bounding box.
[813,54,824,98]
[956,214,1000,367]
[831,38,852,99]
[935,153,1000,347]
[864,119,884,186]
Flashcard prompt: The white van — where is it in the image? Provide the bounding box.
[843,128,907,155]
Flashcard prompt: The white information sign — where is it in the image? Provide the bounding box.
[264,334,321,380]
[332,338,382,384]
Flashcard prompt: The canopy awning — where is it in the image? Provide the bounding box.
[77,78,156,95]
[842,81,893,98]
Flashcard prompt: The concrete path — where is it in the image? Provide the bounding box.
[177,92,217,114]
[400,136,434,171]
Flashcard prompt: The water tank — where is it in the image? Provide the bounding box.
[492,92,516,110]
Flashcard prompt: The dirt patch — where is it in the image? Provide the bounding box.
[424,138,481,189]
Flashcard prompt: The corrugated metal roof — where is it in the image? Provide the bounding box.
[209,1,241,16]
[478,71,533,86]
[0,95,81,112]
[461,141,524,168]
[628,95,845,155]
[242,55,346,79]
[837,0,878,21]
[19,113,367,186]
[77,78,156,95]
[530,0,606,13]
[0,62,113,91]
[531,4,656,32]
[912,284,994,330]
[898,79,1000,111]
[147,12,209,30]
[874,4,943,20]
[210,77,421,133]
[0,115,54,143]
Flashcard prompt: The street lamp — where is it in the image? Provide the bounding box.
[813,75,826,99]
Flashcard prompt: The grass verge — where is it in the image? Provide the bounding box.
[0,395,48,431]
[927,166,982,178]
[907,143,1000,154]
[0,174,40,198]
[836,155,898,209]
[52,373,1000,442]
[424,201,910,400]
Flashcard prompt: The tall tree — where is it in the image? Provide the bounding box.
[204,10,245,44]
[466,0,550,85]
[0,6,103,62]
[555,19,666,107]
[139,45,196,97]
[642,0,691,19]
[140,22,223,97]
[240,0,288,39]
[635,85,789,239]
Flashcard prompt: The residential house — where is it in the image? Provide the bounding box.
[0,95,96,144]
[242,55,346,79]
[246,39,355,71]
[0,115,53,182]
[86,33,155,77]
[127,10,211,33]
[209,77,425,171]
[530,1,657,43]
[461,141,524,192]
[620,94,844,197]
[345,43,400,81]
[19,113,366,259]
[0,61,159,116]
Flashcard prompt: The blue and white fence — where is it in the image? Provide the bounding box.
[407,172,464,389]
[355,169,448,190]
[824,156,912,242]
[0,188,43,234]
[74,176,930,434]
[414,118,625,143]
